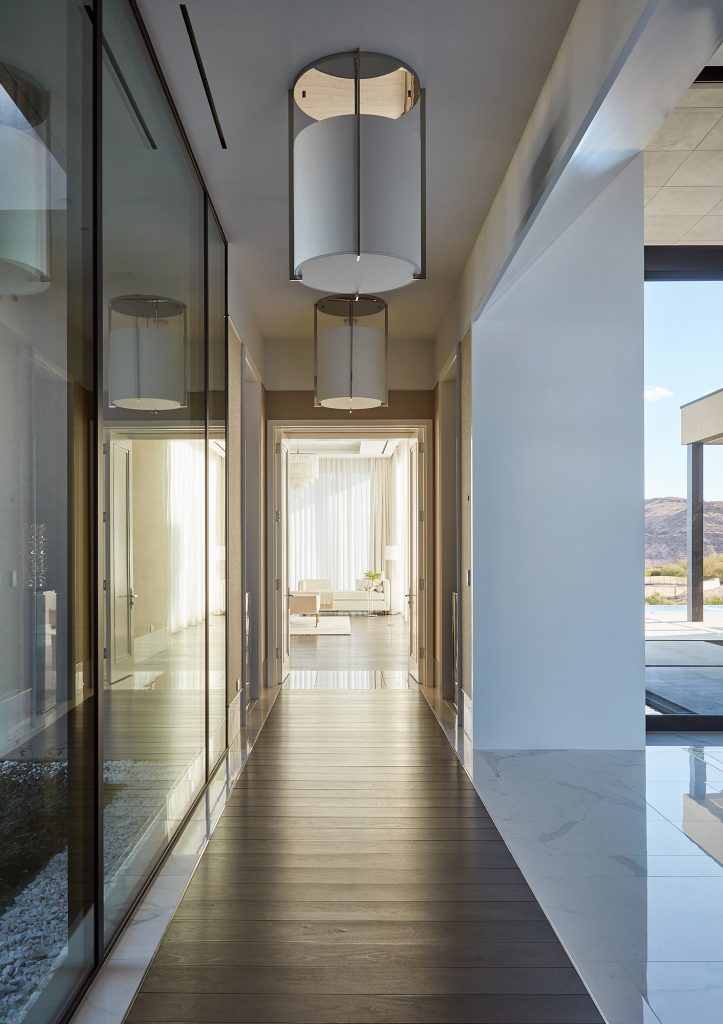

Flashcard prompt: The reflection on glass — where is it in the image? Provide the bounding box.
[0,2,95,1021]
[102,0,206,941]
[208,210,226,765]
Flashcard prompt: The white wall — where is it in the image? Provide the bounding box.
[263,335,435,391]
[244,376,265,698]
[228,244,265,379]
[435,0,723,380]
[471,156,644,750]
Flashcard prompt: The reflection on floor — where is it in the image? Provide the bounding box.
[646,609,723,714]
[291,612,409,672]
[427,695,723,1024]
[285,670,416,690]
[103,618,227,933]
[71,687,280,1024]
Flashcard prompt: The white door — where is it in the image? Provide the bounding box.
[274,439,290,683]
[408,440,420,681]
[109,440,134,682]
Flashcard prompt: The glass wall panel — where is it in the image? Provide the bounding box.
[645,280,723,717]
[101,0,206,940]
[208,210,227,765]
[0,2,95,1021]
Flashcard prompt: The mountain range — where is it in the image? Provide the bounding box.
[646,497,723,564]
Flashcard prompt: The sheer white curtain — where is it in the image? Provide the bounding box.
[289,459,371,590]
[289,458,394,591]
[168,439,205,632]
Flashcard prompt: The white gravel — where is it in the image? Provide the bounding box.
[0,759,175,1023]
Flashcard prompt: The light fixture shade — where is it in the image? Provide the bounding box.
[314,295,388,411]
[108,295,187,412]
[0,68,51,297]
[290,51,425,294]
[384,545,400,562]
[294,116,420,293]
[317,324,386,410]
[108,326,185,411]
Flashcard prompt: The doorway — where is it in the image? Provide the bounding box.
[269,425,431,689]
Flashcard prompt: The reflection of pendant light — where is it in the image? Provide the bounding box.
[288,442,319,493]
[0,64,51,296]
[290,50,425,294]
[108,295,186,411]
[314,295,388,411]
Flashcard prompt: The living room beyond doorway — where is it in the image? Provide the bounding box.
[277,433,420,689]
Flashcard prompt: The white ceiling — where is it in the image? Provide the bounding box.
[136,0,578,349]
[645,74,723,244]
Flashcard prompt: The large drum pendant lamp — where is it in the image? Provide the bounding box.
[0,65,51,297]
[290,51,425,294]
[314,295,388,411]
[108,295,187,412]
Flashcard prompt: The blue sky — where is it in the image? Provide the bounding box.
[645,281,723,500]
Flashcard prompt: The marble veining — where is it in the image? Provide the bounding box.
[422,690,723,1024]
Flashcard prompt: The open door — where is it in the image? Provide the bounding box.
[405,438,421,684]
[108,439,134,683]
[274,438,290,683]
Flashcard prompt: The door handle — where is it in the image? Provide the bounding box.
[130,590,139,607]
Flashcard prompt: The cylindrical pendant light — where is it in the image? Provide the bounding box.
[314,295,388,411]
[0,65,51,297]
[108,295,187,411]
[290,51,425,294]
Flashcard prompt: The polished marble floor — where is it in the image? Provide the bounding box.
[645,610,723,714]
[425,692,723,1024]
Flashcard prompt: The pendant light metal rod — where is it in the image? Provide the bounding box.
[349,296,354,411]
[414,87,427,280]
[355,48,361,262]
[313,299,320,407]
[384,302,389,407]
[287,87,300,281]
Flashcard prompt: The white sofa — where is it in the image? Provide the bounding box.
[297,578,391,614]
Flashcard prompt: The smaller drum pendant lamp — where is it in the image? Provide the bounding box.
[108,295,187,411]
[314,295,388,411]
[0,64,51,297]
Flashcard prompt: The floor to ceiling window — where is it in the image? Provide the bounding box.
[207,208,227,766]
[643,68,723,724]
[645,280,723,717]
[0,3,96,1022]
[0,3,230,1021]
[101,0,209,940]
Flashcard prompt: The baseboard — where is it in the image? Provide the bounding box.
[463,692,473,740]
[228,692,241,743]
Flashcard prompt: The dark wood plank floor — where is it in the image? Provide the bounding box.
[125,690,603,1024]
[291,614,409,672]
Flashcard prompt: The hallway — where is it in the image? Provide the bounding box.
[125,688,602,1023]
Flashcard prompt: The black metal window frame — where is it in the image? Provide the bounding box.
[644,240,723,731]
[58,2,232,1021]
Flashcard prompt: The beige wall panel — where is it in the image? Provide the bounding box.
[227,332,242,705]
[460,329,472,700]
[264,389,435,421]
[131,441,170,640]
